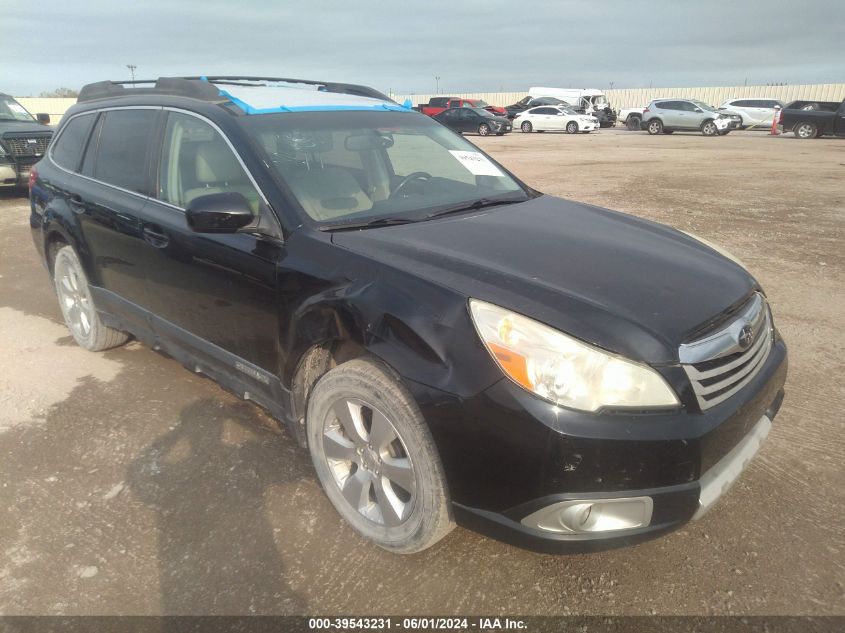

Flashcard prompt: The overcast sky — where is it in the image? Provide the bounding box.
[2,0,843,96]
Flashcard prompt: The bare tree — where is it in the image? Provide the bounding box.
[38,87,79,98]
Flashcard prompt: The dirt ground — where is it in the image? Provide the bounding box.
[0,128,843,616]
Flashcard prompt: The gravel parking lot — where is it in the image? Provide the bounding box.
[1,129,843,616]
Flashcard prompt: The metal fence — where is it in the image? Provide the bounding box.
[14,84,845,124]
[390,84,845,111]
[16,98,78,124]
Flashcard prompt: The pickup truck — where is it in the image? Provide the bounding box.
[0,93,54,189]
[418,97,507,117]
[780,99,845,139]
[618,106,646,130]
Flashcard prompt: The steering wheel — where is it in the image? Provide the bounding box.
[390,171,432,198]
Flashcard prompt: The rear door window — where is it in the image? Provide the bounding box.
[51,113,96,172]
[92,109,157,194]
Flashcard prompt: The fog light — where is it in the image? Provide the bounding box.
[521,497,653,534]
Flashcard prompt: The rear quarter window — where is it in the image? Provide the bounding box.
[51,114,96,172]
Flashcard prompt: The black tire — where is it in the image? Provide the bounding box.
[626,116,641,131]
[794,121,818,139]
[566,121,579,134]
[521,121,533,133]
[52,245,129,352]
[306,358,455,553]
[646,119,663,135]
[701,119,719,136]
[477,123,490,136]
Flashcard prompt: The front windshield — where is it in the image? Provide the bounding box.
[692,100,718,112]
[593,95,608,106]
[240,111,526,226]
[470,107,494,118]
[0,97,35,122]
[475,100,489,108]
[559,106,578,115]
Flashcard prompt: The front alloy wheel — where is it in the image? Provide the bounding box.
[478,123,490,136]
[702,120,718,136]
[307,358,454,553]
[320,397,416,527]
[647,119,663,135]
[566,121,579,134]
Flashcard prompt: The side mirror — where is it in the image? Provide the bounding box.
[36,113,51,125]
[693,108,702,113]
[185,192,254,234]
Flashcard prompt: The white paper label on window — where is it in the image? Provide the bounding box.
[448,150,505,177]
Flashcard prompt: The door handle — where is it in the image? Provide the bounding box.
[68,195,86,214]
[142,224,170,249]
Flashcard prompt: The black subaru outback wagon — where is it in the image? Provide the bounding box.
[30,77,787,553]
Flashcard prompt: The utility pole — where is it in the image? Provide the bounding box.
[126,64,137,82]
[435,76,440,94]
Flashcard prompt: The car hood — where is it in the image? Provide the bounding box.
[0,120,53,135]
[332,195,757,364]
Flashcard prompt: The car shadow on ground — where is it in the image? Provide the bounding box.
[125,398,308,613]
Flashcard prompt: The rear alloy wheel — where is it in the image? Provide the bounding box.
[566,121,579,134]
[626,116,641,131]
[521,121,533,133]
[53,245,129,351]
[478,123,490,136]
[306,358,454,553]
[701,120,719,136]
[647,119,663,135]
[794,122,818,139]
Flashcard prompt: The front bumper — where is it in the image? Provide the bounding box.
[0,160,18,186]
[0,157,35,187]
[715,117,742,131]
[414,338,787,552]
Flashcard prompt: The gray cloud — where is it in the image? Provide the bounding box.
[2,0,843,96]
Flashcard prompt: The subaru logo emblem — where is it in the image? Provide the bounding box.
[738,324,754,349]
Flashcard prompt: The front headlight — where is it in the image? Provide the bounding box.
[679,230,747,270]
[469,300,680,412]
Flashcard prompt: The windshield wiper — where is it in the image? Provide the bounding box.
[426,197,524,219]
[319,216,420,232]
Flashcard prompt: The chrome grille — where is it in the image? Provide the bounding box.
[680,293,773,411]
[2,134,51,157]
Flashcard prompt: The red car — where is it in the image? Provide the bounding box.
[419,97,507,117]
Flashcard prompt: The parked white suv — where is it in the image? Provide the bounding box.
[718,98,784,129]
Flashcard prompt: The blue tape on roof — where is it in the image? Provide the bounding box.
[217,88,412,115]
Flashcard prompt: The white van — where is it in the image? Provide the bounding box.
[528,88,614,126]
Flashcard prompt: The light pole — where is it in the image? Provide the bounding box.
[126,64,137,82]
[435,76,440,95]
